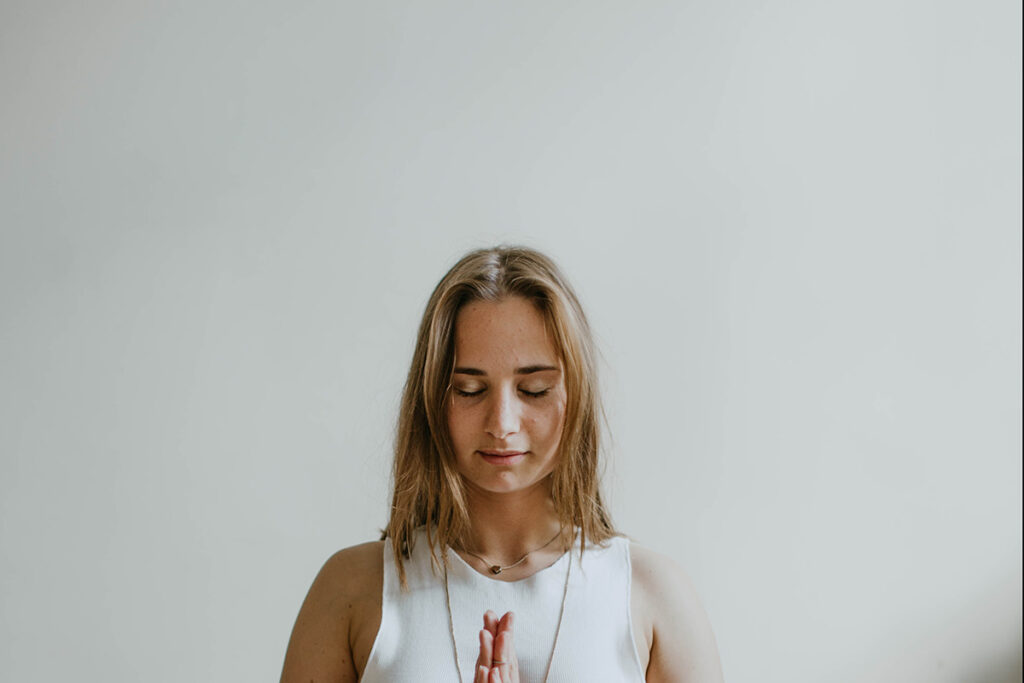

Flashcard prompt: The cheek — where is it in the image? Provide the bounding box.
[446,401,466,446]
[447,401,482,450]
[529,400,566,446]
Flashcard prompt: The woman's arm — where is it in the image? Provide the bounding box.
[280,542,382,683]
[631,543,725,683]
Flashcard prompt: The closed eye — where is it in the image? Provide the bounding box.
[452,388,551,398]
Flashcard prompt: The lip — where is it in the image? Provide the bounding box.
[478,450,527,465]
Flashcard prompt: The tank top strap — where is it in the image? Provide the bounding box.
[362,533,459,681]
[546,535,646,681]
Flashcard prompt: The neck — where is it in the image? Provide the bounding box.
[457,477,566,566]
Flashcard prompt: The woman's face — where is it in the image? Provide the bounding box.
[447,296,567,495]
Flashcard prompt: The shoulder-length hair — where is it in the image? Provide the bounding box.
[381,245,617,587]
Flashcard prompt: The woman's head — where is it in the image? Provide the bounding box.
[446,295,568,497]
[383,246,615,581]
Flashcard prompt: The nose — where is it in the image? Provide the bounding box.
[484,385,520,439]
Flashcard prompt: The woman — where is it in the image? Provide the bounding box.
[281,246,724,682]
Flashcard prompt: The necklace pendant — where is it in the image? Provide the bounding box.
[489,565,502,575]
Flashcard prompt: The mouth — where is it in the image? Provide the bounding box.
[478,450,527,465]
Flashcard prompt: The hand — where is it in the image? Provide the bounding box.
[474,610,519,683]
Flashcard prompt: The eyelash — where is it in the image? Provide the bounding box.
[453,388,550,398]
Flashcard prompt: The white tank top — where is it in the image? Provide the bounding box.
[360,528,646,682]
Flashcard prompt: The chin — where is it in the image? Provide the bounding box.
[483,472,556,495]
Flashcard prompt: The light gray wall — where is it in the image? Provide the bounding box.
[1,1,1020,681]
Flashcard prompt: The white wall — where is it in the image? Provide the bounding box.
[1,1,1020,681]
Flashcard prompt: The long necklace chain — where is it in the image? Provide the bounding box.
[444,540,573,682]
[459,529,563,575]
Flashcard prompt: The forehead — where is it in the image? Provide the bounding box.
[452,297,559,368]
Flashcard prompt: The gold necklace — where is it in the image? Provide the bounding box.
[458,529,564,575]
[443,542,572,682]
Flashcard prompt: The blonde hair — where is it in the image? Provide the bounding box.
[382,245,617,587]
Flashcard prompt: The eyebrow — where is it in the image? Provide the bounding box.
[453,365,560,376]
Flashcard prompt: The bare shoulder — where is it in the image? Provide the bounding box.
[280,541,384,683]
[326,540,386,589]
[630,542,698,607]
[629,541,725,683]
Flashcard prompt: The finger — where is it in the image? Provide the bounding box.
[489,667,502,683]
[494,629,510,662]
[497,610,513,634]
[496,614,516,683]
[475,665,489,683]
[497,612,515,659]
[494,630,513,682]
[475,628,493,671]
[483,609,499,637]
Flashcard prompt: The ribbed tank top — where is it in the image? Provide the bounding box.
[360,528,646,682]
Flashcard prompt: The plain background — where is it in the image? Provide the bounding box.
[1,1,1020,681]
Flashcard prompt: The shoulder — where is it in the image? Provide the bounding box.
[280,541,384,683]
[324,540,386,590]
[629,541,725,683]
[310,540,385,613]
[629,541,694,604]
